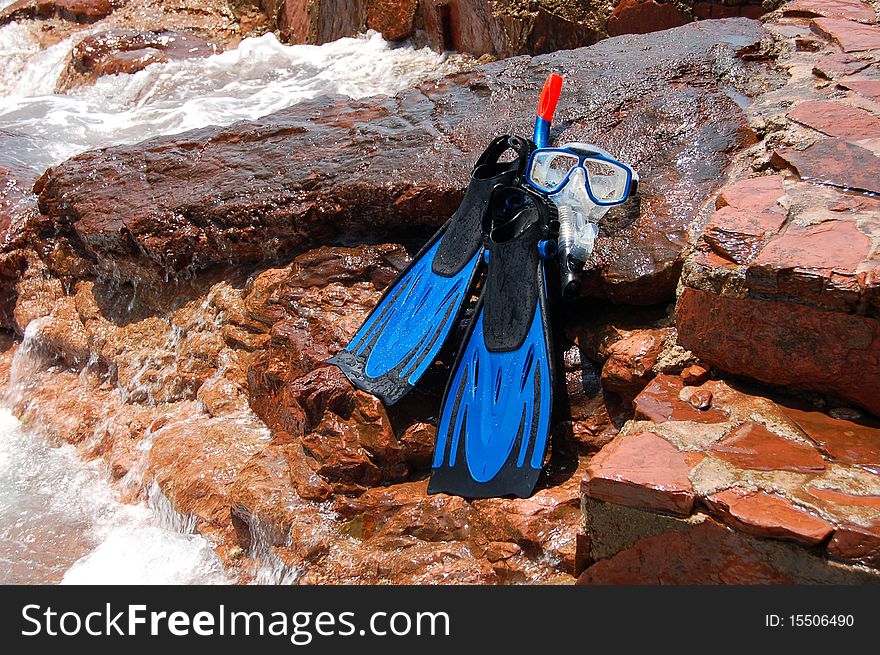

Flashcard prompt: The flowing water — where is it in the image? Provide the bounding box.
[0,19,450,584]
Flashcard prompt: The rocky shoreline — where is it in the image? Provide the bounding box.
[1,1,879,584]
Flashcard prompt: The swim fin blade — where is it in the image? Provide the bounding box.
[330,136,532,405]
[429,186,558,499]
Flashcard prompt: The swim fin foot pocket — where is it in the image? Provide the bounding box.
[329,135,532,405]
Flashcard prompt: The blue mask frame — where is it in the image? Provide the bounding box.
[524,146,638,206]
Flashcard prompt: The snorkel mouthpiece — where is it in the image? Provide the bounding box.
[533,74,563,148]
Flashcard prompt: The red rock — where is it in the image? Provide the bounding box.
[827,522,880,566]
[693,2,766,20]
[680,386,713,410]
[582,431,697,516]
[704,175,787,264]
[578,519,792,584]
[366,0,418,41]
[709,421,827,472]
[0,0,113,24]
[787,100,880,141]
[676,288,880,418]
[785,0,878,24]
[811,17,880,52]
[606,0,690,37]
[773,138,880,194]
[600,328,669,399]
[812,53,874,79]
[633,374,728,424]
[56,30,219,92]
[781,405,880,467]
[704,488,835,545]
[838,75,880,102]
[751,219,871,275]
[681,364,710,386]
[806,486,880,509]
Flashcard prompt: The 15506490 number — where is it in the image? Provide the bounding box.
[790,615,854,627]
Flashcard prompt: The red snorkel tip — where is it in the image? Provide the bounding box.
[536,73,563,122]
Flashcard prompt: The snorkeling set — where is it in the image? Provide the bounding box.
[329,75,639,499]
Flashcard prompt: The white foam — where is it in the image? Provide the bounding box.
[62,527,228,585]
[0,409,228,584]
[0,30,449,171]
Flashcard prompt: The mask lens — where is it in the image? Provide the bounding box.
[584,159,630,204]
[529,152,580,193]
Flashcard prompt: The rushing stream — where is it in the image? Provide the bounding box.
[0,18,449,584]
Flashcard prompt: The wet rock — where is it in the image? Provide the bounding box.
[605,0,689,37]
[633,374,728,424]
[366,0,419,41]
[578,518,794,584]
[679,385,712,410]
[811,17,880,52]
[773,139,880,194]
[0,0,115,25]
[708,421,827,472]
[680,363,710,386]
[677,289,880,416]
[703,175,787,265]
[781,405,880,468]
[827,522,880,567]
[784,0,878,24]
[600,327,670,400]
[787,100,880,141]
[33,19,767,305]
[56,30,220,92]
[705,488,835,545]
[582,431,698,515]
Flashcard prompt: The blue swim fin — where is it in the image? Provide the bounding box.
[330,136,532,405]
[429,185,558,498]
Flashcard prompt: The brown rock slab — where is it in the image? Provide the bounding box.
[633,374,728,424]
[781,405,880,467]
[676,288,880,417]
[787,100,880,141]
[606,0,690,37]
[709,421,827,472]
[751,219,871,274]
[578,518,793,584]
[582,431,697,516]
[812,53,873,79]
[705,488,834,545]
[785,0,878,24]
[827,522,880,566]
[0,0,113,24]
[812,17,880,52]
[704,175,787,264]
[838,75,880,102]
[807,486,880,509]
[773,138,880,194]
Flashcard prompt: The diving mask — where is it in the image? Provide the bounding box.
[524,143,639,299]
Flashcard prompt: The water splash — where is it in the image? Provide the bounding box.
[0,30,451,171]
